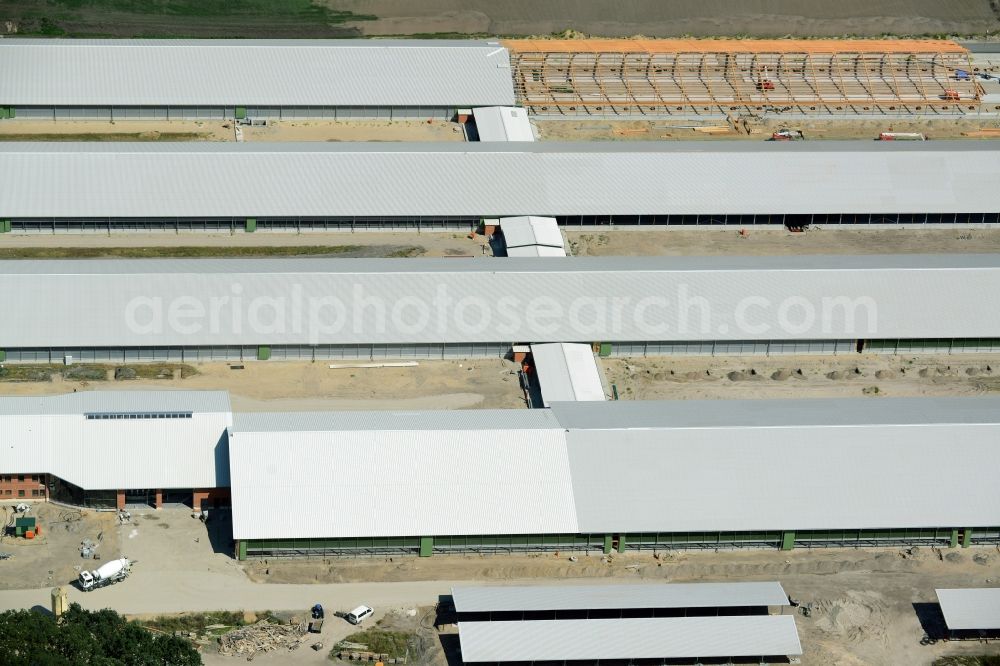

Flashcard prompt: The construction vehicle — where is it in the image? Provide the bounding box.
[309,603,325,633]
[770,129,804,141]
[79,557,131,591]
[942,89,961,101]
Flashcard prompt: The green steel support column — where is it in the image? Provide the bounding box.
[603,534,613,554]
[235,107,247,120]
[0,108,6,119]
[245,218,257,233]
[599,342,612,357]
[419,536,433,557]
[257,346,271,361]
[949,529,960,549]
[617,534,626,552]
[962,528,972,548]
[237,540,247,561]
[0,350,5,363]
[0,220,10,233]
[781,531,796,551]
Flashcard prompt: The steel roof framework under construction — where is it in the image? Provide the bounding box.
[504,39,980,116]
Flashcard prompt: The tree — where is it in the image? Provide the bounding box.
[0,603,201,666]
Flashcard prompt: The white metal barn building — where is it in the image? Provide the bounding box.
[0,39,515,121]
[228,396,1000,559]
[1,141,998,233]
[0,391,231,510]
[936,588,1000,636]
[2,255,1000,363]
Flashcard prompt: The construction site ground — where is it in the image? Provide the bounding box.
[4,228,1000,259]
[0,119,466,142]
[604,354,1000,401]
[0,359,527,412]
[566,227,1000,256]
[0,230,491,258]
[2,504,999,666]
[3,353,1000,409]
[534,116,1000,142]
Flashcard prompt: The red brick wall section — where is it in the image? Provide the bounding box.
[193,488,231,512]
[116,490,126,511]
[0,474,47,501]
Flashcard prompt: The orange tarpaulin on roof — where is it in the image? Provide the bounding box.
[502,39,967,55]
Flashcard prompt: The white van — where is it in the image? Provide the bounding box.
[346,605,374,625]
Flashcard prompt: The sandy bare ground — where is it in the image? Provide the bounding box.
[252,546,1000,666]
[537,117,1000,142]
[0,231,491,258]
[0,502,121,591]
[333,0,1000,37]
[603,354,1000,401]
[567,228,1000,256]
[0,360,527,411]
[5,228,1000,259]
[0,119,465,143]
[2,507,999,665]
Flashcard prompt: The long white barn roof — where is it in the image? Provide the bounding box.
[452,582,789,613]
[229,413,578,540]
[228,397,1000,540]
[458,616,803,661]
[0,39,514,107]
[3,255,1000,347]
[0,391,232,490]
[3,141,998,218]
[937,588,1000,630]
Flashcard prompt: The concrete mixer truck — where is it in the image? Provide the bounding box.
[79,558,131,591]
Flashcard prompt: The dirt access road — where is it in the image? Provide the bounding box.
[334,0,1000,37]
[3,507,999,666]
[5,228,1000,258]
[0,119,465,143]
[0,230,490,258]
[567,227,1000,256]
[537,117,1000,142]
[0,359,527,412]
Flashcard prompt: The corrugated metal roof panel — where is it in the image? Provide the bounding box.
[937,588,1000,630]
[550,396,1000,430]
[499,216,563,249]
[0,390,231,489]
[505,245,567,257]
[530,343,606,406]
[234,408,560,433]
[229,428,578,540]
[451,582,789,612]
[4,255,1000,347]
[0,390,231,416]
[567,422,1000,533]
[458,616,803,661]
[473,107,535,141]
[3,140,998,218]
[0,40,514,107]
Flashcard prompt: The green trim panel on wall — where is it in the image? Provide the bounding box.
[245,218,257,233]
[235,107,247,120]
[420,536,433,557]
[0,220,11,233]
[781,531,796,550]
[599,342,612,357]
[0,350,6,362]
[257,346,271,361]
[237,540,247,561]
